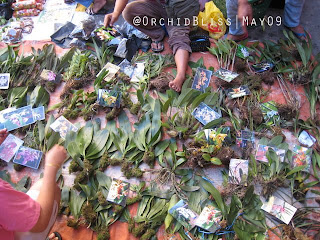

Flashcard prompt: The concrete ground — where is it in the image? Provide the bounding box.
[245,0,320,54]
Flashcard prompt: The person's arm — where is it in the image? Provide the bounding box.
[0,129,8,144]
[238,0,253,24]
[30,145,67,232]
[104,0,129,27]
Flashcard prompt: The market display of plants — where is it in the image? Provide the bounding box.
[0,30,320,240]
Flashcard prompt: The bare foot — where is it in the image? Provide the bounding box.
[46,232,60,240]
[169,75,185,92]
[226,32,248,41]
[288,25,309,41]
[92,0,106,13]
[289,25,304,34]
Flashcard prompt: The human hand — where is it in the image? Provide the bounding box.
[45,145,67,169]
[0,129,8,145]
[238,0,253,26]
[104,12,119,27]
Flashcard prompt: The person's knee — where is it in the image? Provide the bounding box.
[123,2,138,23]
[226,0,238,13]
[168,29,191,54]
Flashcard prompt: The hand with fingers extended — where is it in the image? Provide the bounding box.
[0,129,8,145]
[104,12,119,27]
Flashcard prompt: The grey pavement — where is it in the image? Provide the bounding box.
[247,1,320,55]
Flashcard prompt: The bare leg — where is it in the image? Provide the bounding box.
[226,30,248,41]
[288,25,304,34]
[169,49,189,92]
[91,0,107,13]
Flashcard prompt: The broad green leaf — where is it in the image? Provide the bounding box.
[200,178,225,215]
[315,151,320,169]
[259,138,269,145]
[312,154,319,179]
[191,92,211,109]
[133,114,151,150]
[180,185,200,192]
[176,152,185,157]
[147,199,167,219]
[29,86,50,107]
[118,111,131,135]
[210,157,222,165]
[67,142,81,160]
[162,97,173,113]
[137,196,152,218]
[86,129,109,158]
[16,176,31,193]
[268,136,283,146]
[96,171,112,188]
[88,146,106,160]
[304,181,319,188]
[175,126,189,133]
[228,195,241,225]
[203,118,225,129]
[46,132,61,151]
[295,41,307,67]
[174,168,191,176]
[79,184,94,199]
[64,131,77,149]
[8,87,28,107]
[233,225,252,240]
[105,120,117,133]
[243,185,254,206]
[165,194,179,230]
[286,165,306,176]
[69,189,86,219]
[175,158,187,168]
[137,89,144,105]
[38,121,45,143]
[61,186,70,205]
[151,99,161,138]
[154,140,170,157]
[76,124,93,156]
[174,88,195,107]
[0,170,14,187]
[202,154,211,161]
[312,65,320,82]
[92,118,101,133]
[45,115,56,138]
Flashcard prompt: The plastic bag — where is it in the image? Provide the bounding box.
[115,21,148,39]
[0,2,13,20]
[114,38,128,58]
[2,28,22,43]
[197,1,226,40]
[69,38,86,50]
[13,8,40,17]
[70,16,95,40]
[12,0,37,11]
